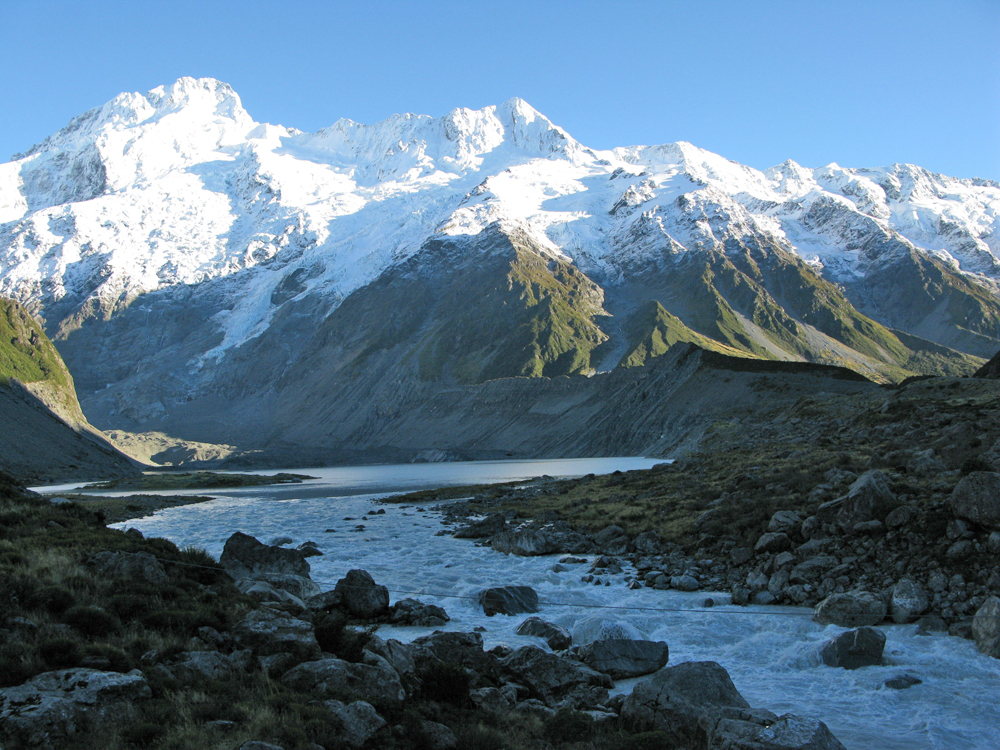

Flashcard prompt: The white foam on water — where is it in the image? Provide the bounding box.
[109,459,1000,750]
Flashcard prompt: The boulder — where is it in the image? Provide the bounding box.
[499,646,611,708]
[254,573,321,599]
[239,743,284,750]
[712,713,847,750]
[410,631,498,681]
[621,661,750,741]
[837,470,897,527]
[949,472,1000,530]
[768,510,802,534]
[972,596,1000,658]
[281,658,405,703]
[820,627,886,669]
[321,700,387,748]
[814,591,886,627]
[789,556,838,584]
[334,569,389,619]
[420,719,458,750]
[889,579,929,624]
[0,669,150,749]
[453,513,507,539]
[884,505,914,529]
[168,650,244,683]
[220,532,311,580]
[390,598,449,626]
[594,525,631,555]
[470,686,515,713]
[754,532,791,554]
[231,609,320,662]
[236,579,306,609]
[478,586,539,616]
[490,526,557,556]
[671,574,701,592]
[573,616,646,645]
[515,616,572,650]
[633,530,664,554]
[364,636,416,680]
[87,551,167,584]
[578,639,669,679]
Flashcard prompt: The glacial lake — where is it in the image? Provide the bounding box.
[37,458,1000,749]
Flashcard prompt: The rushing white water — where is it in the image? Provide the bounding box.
[84,459,1000,750]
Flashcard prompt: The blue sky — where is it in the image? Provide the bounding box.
[2,0,998,180]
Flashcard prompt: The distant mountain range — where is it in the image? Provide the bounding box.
[1,77,998,460]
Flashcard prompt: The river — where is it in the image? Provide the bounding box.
[42,458,1000,749]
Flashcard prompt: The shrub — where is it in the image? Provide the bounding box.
[83,644,133,672]
[314,610,348,654]
[63,605,121,637]
[0,641,41,686]
[39,637,83,669]
[34,585,76,615]
[544,708,594,743]
[454,723,508,750]
[420,661,471,706]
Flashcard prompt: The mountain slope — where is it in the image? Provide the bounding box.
[0,297,138,481]
[0,78,997,451]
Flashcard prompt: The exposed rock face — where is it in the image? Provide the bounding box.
[889,579,929,624]
[231,609,320,662]
[321,700,387,748]
[167,651,248,683]
[820,627,887,669]
[220,532,311,580]
[0,669,150,749]
[334,569,390,619]
[973,596,1000,658]
[409,631,500,682]
[478,585,540,616]
[281,658,405,703]
[949,472,1000,530]
[499,646,612,708]
[87,551,167,583]
[515,616,572,650]
[390,598,449,626]
[578,639,669,679]
[814,592,886,627]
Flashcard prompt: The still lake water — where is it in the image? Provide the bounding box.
[38,458,1000,749]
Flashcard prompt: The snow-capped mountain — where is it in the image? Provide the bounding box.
[1,78,998,452]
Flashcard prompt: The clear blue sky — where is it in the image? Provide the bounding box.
[2,0,998,180]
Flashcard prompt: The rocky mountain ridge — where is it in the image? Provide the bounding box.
[1,78,999,455]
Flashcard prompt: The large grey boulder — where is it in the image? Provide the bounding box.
[499,645,612,709]
[478,585,539,616]
[789,556,838,584]
[754,532,791,554]
[621,661,751,742]
[220,532,311,579]
[768,511,802,535]
[973,596,1000,658]
[820,627,886,669]
[622,661,847,749]
[321,700,387,748]
[410,631,499,681]
[390,598,449,626]
[712,713,847,750]
[889,579,929,624]
[254,573,321,600]
[231,608,320,662]
[579,639,669,679]
[516,616,572,651]
[281,658,405,703]
[949,472,1000,530]
[168,650,245,683]
[364,636,416,680]
[87,551,167,584]
[334,569,390,619]
[0,669,150,749]
[491,526,557,556]
[836,470,898,527]
[814,591,886,627]
[633,530,664,554]
[593,525,631,555]
[236,579,307,610]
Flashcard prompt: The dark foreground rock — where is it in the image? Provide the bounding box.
[0,669,151,749]
[820,627,886,669]
[578,638,669,679]
[334,569,390,619]
[390,598,449,626]
[281,658,405,703]
[478,585,540,616]
[814,591,886,627]
[622,661,846,749]
[949,472,1000,530]
[499,646,612,709]
[973,596,1000,658]
[220,531,311,579]
[516,616,572,650]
